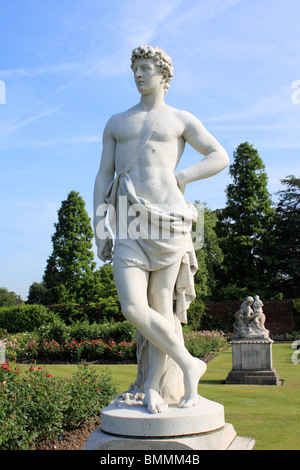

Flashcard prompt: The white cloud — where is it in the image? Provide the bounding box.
[164,0,242,32]
[0,105,64,137]
[0,62,84,80]
[255,139,300,150]
[206,84,297,123]
[0,135,101,152]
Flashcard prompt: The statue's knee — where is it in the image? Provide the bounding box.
[122,302,140,325]
[149,285,172,313]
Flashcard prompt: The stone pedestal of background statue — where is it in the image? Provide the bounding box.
[226,296,280,385]
[83,396,255,450]
[226,338,280,385]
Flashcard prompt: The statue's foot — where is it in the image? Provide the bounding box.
[144,388,168,414]
[179,358,207,408]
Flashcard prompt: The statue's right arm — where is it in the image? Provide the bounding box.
[93,118,117,261]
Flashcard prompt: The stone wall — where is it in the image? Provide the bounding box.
[204,299,299,334]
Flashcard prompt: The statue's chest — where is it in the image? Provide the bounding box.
[115,115,178,143]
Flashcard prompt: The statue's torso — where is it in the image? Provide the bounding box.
[112,105,187,207]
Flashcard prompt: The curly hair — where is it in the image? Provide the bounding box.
[131,45,174,93]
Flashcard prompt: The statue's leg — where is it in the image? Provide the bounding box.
[144,259,181,413]
[114,265,206,412]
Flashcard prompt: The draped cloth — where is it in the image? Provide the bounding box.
[105,172,198,324]
[104,159,198,404]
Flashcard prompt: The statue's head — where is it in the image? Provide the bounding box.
[131,45,174,94]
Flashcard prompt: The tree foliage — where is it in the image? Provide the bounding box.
[0,288,23,307]
[216,142,276,296]
[43,191,96,304]
[27,282,51,305]
[24,160,299,330]
[273,175,300,297]
[188,203,224,328]
[193,203,224,299]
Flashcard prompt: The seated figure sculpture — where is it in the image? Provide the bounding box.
[233,295,269,340]
[93,46,229,414]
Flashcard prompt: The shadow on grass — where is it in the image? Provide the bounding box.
[199,379,226,385]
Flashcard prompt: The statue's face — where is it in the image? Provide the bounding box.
[132,58,164,95]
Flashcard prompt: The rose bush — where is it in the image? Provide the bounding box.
[184,330,227,357]
[2,329,227,363]
[2,334,137,363]
[0,362,117,450]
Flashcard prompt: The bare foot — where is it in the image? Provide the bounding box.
[144,388,169,414]
[179,358,207,408]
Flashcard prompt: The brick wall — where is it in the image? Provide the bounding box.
[205,299,298,334]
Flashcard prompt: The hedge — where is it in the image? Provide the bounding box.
[0,305,56,333]
[38,319,136,344]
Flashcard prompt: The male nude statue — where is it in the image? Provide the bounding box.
[93,46,229,414]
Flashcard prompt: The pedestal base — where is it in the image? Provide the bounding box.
[83,398,255,451]
[83,423,255,450]
[226,339,281,385]
[226,368,280,385]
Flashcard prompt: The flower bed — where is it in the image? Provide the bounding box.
[184,330,227,357]
[1,329,227,363]
[2,335,137,363]
[0,362,117,450]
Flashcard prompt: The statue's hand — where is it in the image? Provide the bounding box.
[96,238,113,262]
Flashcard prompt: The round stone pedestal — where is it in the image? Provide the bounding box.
[83,396,255,450]
[101,396,224,438]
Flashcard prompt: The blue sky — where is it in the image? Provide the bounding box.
[0,0,299,300]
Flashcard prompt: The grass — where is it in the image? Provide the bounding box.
[198,344,300,450]
[18,363,138,393]
[18,343,300,450]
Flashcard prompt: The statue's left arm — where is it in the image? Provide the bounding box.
[175,111,229,193]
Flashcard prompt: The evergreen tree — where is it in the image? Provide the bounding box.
[43,191,96,304]
[273,175,300,297]
[217,142,275,296]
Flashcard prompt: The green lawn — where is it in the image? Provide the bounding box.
[21,343,300,450]
[198,344,300,450]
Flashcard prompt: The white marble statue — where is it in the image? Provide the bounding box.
[93,46,229,414]
[253,295,266,330]
[233,295,269,339]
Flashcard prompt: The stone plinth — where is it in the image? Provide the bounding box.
[101,396,224,437]
[83,397,255,451]
[226,338,280,385]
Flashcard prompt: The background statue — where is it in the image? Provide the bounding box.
[233,295,269,339]
[93,45,229,413]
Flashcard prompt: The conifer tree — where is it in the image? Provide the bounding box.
[43,191,96,303]
[217,142,275,295]
[273,175,300,297]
